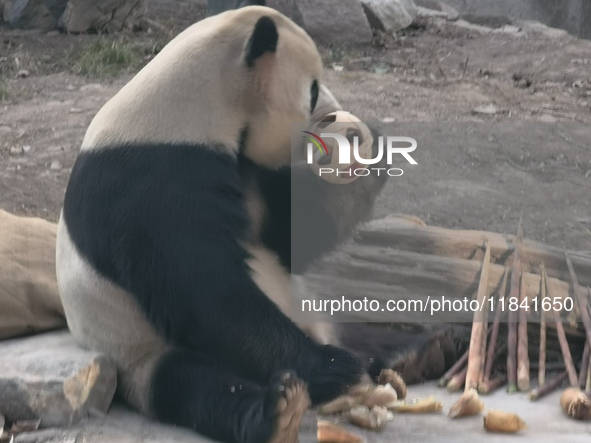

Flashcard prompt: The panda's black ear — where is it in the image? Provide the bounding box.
[245,16,278,67]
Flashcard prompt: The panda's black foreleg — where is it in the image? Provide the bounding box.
[169,269,365,406]
[150,349,309,443]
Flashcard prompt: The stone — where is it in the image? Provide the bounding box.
[437,1,459,20]
[3,0,58,31]
[79,83,104,92]
[0,331,117,427]
[417,6,447,18]
[295,0,373,45]
[206,0,236,17]
[9,146,23,155]
[267,0,302,25]
[59,0,146,34]
[360,0,418,33]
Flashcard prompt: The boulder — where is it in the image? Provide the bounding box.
[360,0,418,33]
[295,0,373,45]
[0,331,117,427]
[59,0,145,33]
[2,0,65,31]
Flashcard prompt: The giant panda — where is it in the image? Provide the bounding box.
[56,6,367,443]
[56,5,459,443]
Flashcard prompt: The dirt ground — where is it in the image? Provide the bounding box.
[1,2,590,252]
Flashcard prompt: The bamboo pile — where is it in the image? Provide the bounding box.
[307,214,591,420]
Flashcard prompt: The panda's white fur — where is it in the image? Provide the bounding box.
[57,219,166,413]
[56,6,366,443]
[81,6,321,168]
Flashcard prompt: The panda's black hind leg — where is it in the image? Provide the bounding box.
[150,349,309,443]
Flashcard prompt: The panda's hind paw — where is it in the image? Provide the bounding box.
[265,371,311,443]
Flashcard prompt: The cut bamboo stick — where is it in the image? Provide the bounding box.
[507,215,524,394]
[565,250,591,347]
[553,326,579,388]
[482,267,509,385]
[579,342,590,389]
[465,241,492,391]
[587,289,591,392]
[539,264,548,387]
[447,367,468,392]
[528,371,568,401]
[544,267,579,388]
[439,349,468,387]
[517,271,530,391]
[480,286,491,385]
[478,375,507,395]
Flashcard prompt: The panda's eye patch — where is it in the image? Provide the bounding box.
[310,80,319,113]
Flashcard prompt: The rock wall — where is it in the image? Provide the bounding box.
[427,0,590,39]
[2,0,145,33]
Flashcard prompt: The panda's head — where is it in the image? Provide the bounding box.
[82,6,322,168]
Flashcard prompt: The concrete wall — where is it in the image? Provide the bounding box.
[440,0,590,39]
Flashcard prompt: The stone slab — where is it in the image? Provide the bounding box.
[0,331,117,428]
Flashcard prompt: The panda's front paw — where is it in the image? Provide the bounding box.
[306,345,365,406]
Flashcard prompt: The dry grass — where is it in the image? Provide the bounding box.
[72,38,140,77]
[69,35,168,78]
[0,82,8,101]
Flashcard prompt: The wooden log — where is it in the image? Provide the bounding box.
[314,245,573,307]
[355,217,591,288]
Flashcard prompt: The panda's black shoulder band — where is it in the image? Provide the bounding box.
[245,16,278,67]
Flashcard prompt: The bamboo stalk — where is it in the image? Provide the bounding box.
[465,241,492,391]
[439,349,469,387]
[544,267,579,387]
[579,341,590,389]
[507,215,524,394]
[564,250,591,346]
[551,316,579,387]
[447,367,468,392]
[587,289,591,392]
[517,272,530,391]
[528,371,568,401]
[478,375,507,395]
[479,304,490,385]
[482,267,509,384]
[539,264,548,387]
